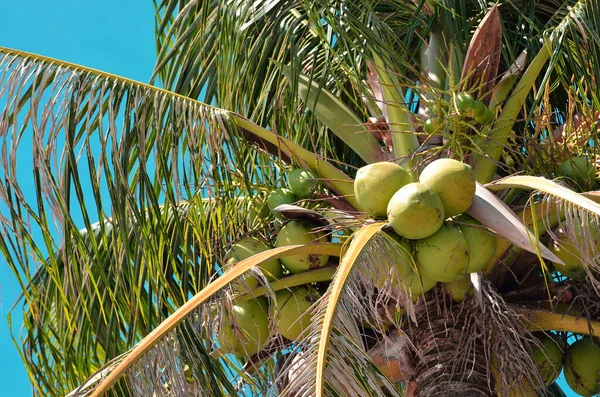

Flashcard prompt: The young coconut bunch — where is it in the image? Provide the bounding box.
[2,1,600,397]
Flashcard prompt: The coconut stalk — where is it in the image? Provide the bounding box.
[372,54,420,176]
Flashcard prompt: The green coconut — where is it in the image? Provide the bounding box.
[275,220,329,273]
[354,162,412,218]
[549,237,587,281]
[416,224,469,282]
[224,237,284,292]
[560,156,596,188]
[456,92,475,114]
[456,215,497,273]
[532,333,564,386]
[423,117,440,135]
[374,236,413,287]
[387,182,445,240]
[445,274,473,303]
[276,286,321,341]
[246,194,270,224]
[419,159,476,217]
[217,297,270,357]
[407,272,437,296]
[374,235,436,295]
[565,337,600,396]
[267,188,296,218]
[288,169,319,199]
[549,223,600,281]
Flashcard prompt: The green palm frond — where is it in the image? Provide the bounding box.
[0,47,349,395]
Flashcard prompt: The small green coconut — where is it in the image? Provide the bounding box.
[276,286,321,341]
[423,117,440,134]
[532,333,564,386]
[456,215,497,273]
[224,237,284,292]
[246,194,270,225]
[445,274,473,303]
[560,156,596,188]
[565,337,600,396]
[456,92,475,114]
[354,162,412,218]
[217,297,270,357]
[387,182,445,240]
[416,224,470,282]
[275,220,329,273]
[288,169,319,199]
[549,223,600,281]
[419,158,476,217]
[549,237,587,281]
[267,188,296,218]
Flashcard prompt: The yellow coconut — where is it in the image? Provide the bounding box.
[419,159,476,217]
[445,274,473,303]
[387,182,445,240]
[276,286,321,341]
[416,224,469,282]
[532,333,564,386]
[217,297,270,357]
[354,162,412,218]
[224,237,284,292]
[456,215,497,273]
[565,337,600,396]
[275,220,329,273]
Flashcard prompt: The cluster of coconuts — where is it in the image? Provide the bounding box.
[423,92,494,135]
[531,333,600,396]
[218,169,328,357]
[354,158,497,302]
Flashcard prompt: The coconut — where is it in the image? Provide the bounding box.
[549,237,587,281]
[408,272,437,296]
[246,194,269,224]
[456,92,475,114]
[354,162,412,218]
[374,236,413,286]
[445,274,473,303]
[456,215,497,273]
[549,223,600,281]
[565,337,600,396]
[275,220,329,273]
[387,182,444,240]
[419,159,476,217]
[224,237,284,292]
[217,297,270,357]
[560,156,596,188]
[532,333,564,386]
[416,224,469,282]
[267,188,296,218]
[288,169,319,199]
[374,235,436,296]
[276,286,321,341]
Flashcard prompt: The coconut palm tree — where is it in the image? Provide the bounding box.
[0,0,599,396]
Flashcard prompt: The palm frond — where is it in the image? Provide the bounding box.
[0,47,345,395]
[70,243,340,396]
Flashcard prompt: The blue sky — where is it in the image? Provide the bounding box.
[0,1,156,394]
[0,1,580,396]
